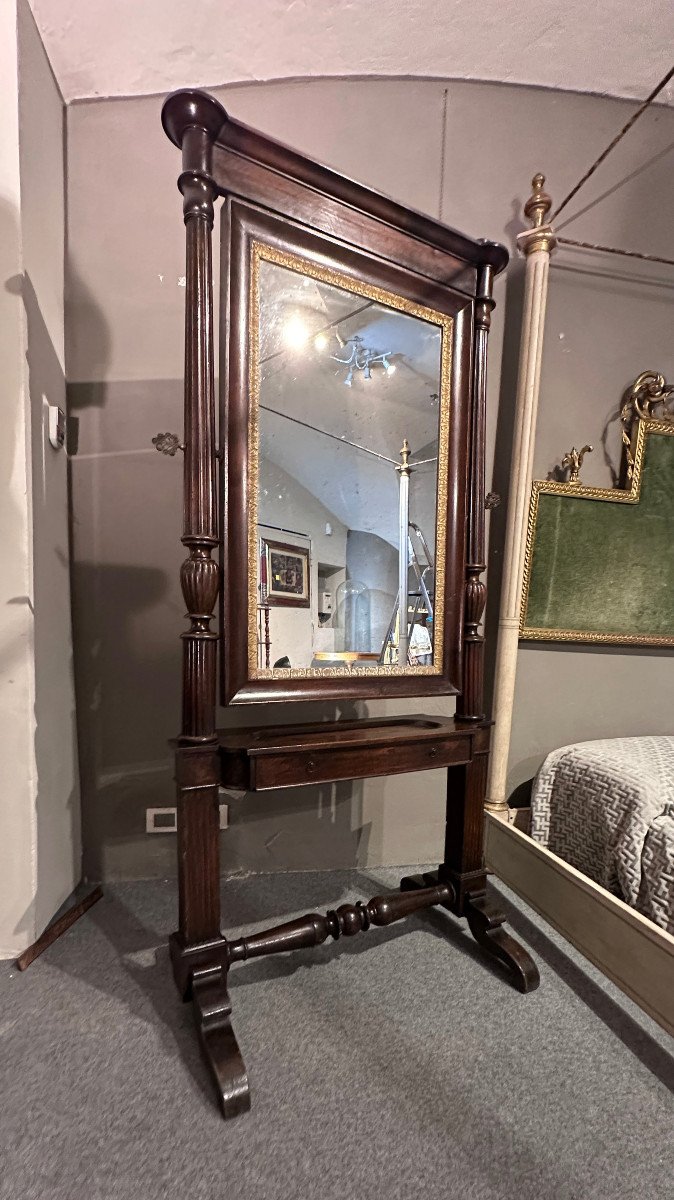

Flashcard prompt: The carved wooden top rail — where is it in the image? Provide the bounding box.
[161,88,508,279]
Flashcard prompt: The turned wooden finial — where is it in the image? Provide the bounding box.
[161,88,228,148]
[524,173,552,229]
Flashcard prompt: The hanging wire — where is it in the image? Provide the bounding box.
[438,87,449,220]
[260,404,436,468]
[557,236,674,268]
[552,63,674,221]
[260,403,400,465]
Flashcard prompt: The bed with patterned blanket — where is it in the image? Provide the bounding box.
[531,736,674,935]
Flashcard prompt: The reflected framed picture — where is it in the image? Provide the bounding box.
[261,537,310,608]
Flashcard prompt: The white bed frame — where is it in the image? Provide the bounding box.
[486,813,674,1036]
[484,176,674,1038]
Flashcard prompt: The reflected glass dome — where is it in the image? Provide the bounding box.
[335,579,371,653]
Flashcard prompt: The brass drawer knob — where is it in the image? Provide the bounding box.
[428,747,438,759]
[306,759,317,774]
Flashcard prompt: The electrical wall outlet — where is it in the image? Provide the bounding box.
[146,807,177,833]
[47,404,66,450]
[146,804,229,833]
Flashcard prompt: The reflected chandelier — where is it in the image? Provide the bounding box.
[331,334,394,386]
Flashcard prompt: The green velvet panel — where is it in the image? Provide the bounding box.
[522,431,674,643]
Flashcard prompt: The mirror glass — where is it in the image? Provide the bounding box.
[249,245,451,678]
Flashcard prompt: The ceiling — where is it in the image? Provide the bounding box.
[28,0,674,106]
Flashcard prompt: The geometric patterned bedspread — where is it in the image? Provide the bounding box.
[530,736,674,935]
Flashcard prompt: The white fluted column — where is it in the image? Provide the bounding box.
[397,439,411,665]
[485,176,556,815]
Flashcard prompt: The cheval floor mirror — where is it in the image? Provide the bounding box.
[159,89,539,1119]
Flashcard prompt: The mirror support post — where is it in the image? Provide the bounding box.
[162,91,228,945]
[162,90,252,1120]
[456,262,494,721]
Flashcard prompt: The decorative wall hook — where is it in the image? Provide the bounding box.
[152,432,184,456]
[561,443,593,484]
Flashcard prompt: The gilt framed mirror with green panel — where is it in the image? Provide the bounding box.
[520,377,674,647]
[220,202,475,703]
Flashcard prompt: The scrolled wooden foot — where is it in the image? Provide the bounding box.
[465,892,540,993]
[191,965,251,1119]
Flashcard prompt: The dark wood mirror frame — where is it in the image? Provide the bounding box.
[222,200,471,704]
[159,88,539,1121]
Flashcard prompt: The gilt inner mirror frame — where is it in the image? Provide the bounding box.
[249,242,452,677]
[221,202,473,705]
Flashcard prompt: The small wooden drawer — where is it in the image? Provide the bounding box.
[251,737,471,790]
[218,715,477,792]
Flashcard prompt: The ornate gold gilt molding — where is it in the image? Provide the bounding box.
[621,370,674,480]
[246,240,453,679]
[519,373,674,647]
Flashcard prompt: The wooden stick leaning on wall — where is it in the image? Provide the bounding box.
[485,176,556,814]
[15,886,103,971]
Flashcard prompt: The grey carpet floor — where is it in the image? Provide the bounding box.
[1,868,673,1200]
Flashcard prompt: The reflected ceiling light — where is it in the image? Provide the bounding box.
[332,335,394,387]
[283,315,309,350]
[314,332,329,351]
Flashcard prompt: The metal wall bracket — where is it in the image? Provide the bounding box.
[152,431,184,456]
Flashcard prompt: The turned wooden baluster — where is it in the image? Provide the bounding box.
[456,260,495,722]
[162,91,228,945]
[228,884,454,962]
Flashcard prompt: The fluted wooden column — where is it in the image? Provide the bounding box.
[485,176,556,814]
[456,262,495,721]
[162,91,228,942]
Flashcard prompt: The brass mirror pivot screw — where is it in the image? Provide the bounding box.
[152,432,185,456]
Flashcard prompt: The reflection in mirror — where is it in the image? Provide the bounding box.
[249,245,451,677]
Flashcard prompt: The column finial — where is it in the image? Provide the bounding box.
[397,438,411,475]
[524,173,552,228]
